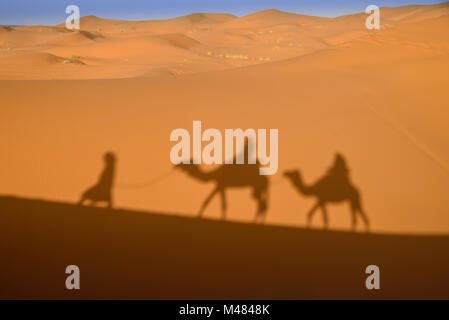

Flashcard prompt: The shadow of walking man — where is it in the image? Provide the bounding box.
[78,152,116,209]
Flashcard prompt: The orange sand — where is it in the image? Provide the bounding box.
[0,3,448,234]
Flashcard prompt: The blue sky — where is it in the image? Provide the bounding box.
[0,0,446,25]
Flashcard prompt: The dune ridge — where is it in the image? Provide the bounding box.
[0,2,448,79]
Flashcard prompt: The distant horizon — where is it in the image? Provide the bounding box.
[0,0,446,26]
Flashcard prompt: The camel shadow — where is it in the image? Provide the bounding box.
[284,153,370,232]
[175,139,269,223]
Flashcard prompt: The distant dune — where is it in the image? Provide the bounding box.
[0,196,448,299]
[0,2,448,79]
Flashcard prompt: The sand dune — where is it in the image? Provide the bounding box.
[1,2,448,79]
[259,14,449,68]
[71,13,238,34]
[0,51,65,64]
[217,8,329,29]
[0,26,71,48]
[47,30,103,46]
[381,2,449,23]
[46,34,201,60]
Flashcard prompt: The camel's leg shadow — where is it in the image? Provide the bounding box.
[359,209,370,233]
[320,204,329,230]
[306,202,321,228]
[351,200,370,233]
[197,187,219,218]
[219,189,227,220]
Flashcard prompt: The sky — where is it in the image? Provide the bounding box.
[0,0,446,25]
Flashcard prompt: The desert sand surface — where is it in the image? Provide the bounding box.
[0,3,449,236]
[0,2,448,79]
[1,196,448,299]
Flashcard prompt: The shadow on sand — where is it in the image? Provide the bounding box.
[0,195,448,299]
